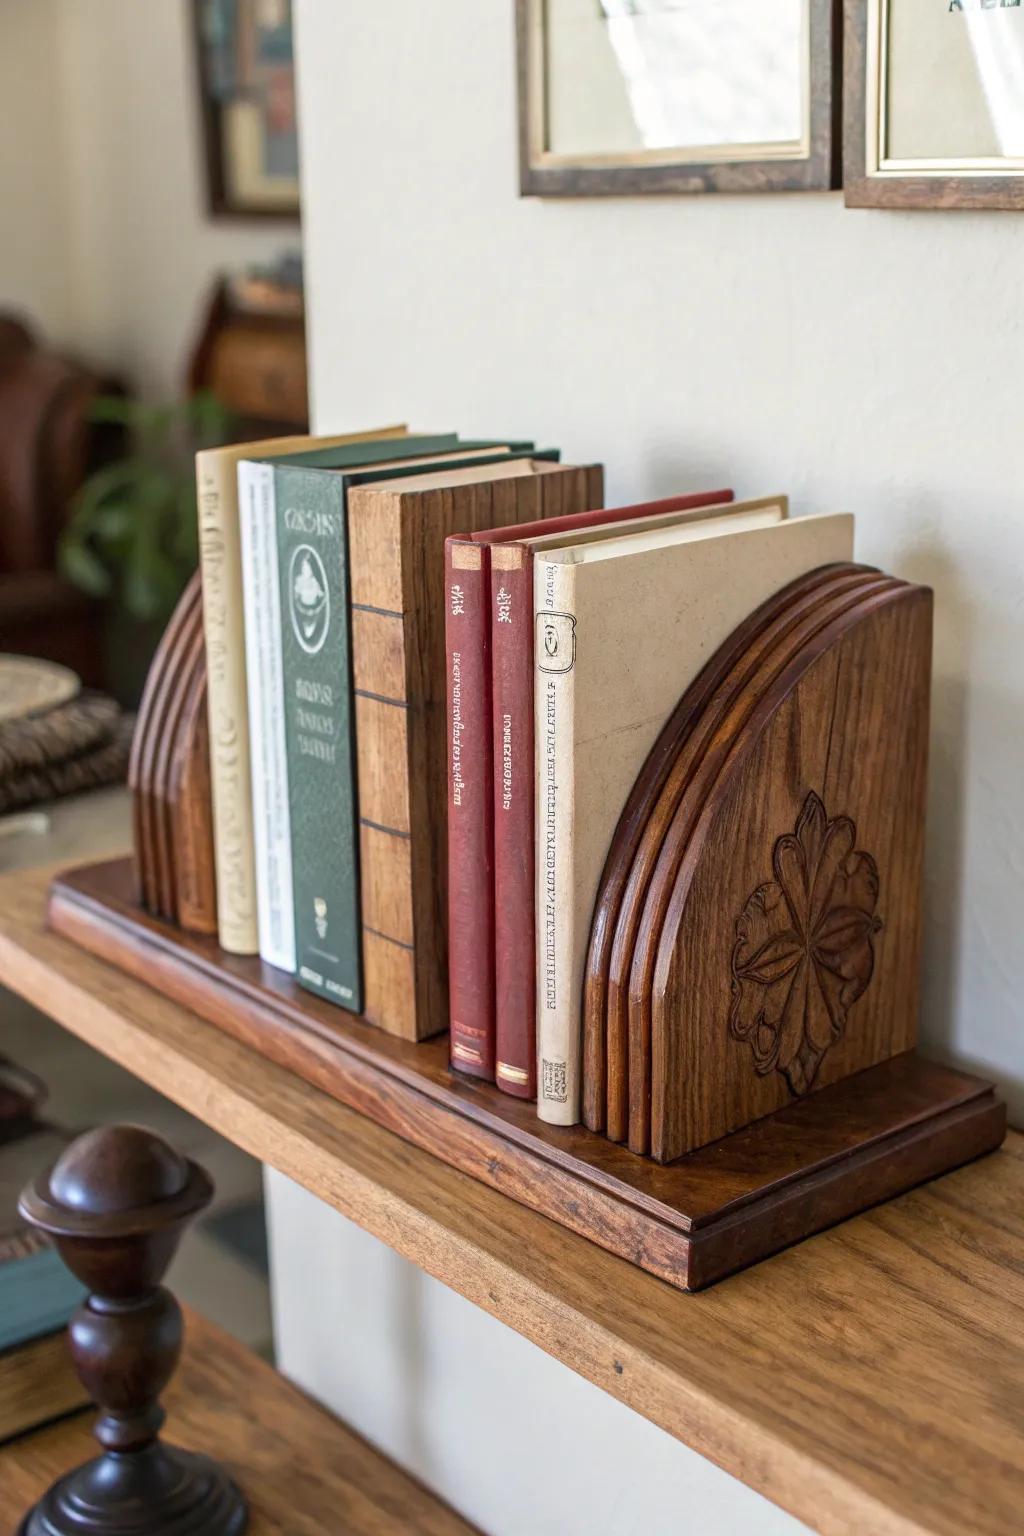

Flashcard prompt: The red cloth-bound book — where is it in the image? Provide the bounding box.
[470,489,734,1098]
[445,535,497,1080]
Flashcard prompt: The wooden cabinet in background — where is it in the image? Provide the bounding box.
[188,281,309,439]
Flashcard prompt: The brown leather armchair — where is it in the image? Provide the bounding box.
[0,315,114,685]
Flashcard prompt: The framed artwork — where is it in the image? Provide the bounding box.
[515,0,841,196]
[845,0,1024,209]
[193,0,300,219]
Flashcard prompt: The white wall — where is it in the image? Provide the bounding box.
[277,2,1022,1532]
[0,0,297,397]
[267,1167,807,1536]
[0,0,74,338]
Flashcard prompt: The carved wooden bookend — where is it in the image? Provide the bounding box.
[45,556,1006,1291]
[16,1125,247,1536]
[128,573,217,935]
[584,562,933,1161]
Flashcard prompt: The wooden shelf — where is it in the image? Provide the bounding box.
[1,862,1022,1536]
[1,1308,477,1535]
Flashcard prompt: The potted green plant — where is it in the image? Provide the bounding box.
[59,392,233,702]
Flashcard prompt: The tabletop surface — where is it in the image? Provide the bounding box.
[0,1306,479,1535]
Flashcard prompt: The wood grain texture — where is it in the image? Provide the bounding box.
[651,584,933,1162]
[0,866,1017,1536]
[583,563,871,1139]
[152,614,206,923]
[1,1309,479,1536]
[347,462,603,1042]
[127,575,202,912]
[621,571,894,1145]
[39,859,1003,1297]
[517,0,841,197]
[843,0,1024,210]
[128,573,215,937]
[142,591,203,922]
[167,659,218,936]
[582,565,855,1131]
[626,575,900,1154]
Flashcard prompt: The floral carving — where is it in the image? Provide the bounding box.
[729,792,882,1096]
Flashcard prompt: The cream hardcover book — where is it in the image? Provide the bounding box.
[196,426,406,955]
[534,508,855,1125]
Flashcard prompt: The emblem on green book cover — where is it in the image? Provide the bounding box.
[289,545,330,655]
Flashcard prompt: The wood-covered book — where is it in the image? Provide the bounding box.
[351,457,602,1044]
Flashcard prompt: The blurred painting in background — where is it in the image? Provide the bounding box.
[193,0,300,218]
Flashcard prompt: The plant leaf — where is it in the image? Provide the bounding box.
[58,533,112,597]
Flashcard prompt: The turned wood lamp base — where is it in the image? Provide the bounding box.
[16,1126,248,1536]
[19,1445,246,1536]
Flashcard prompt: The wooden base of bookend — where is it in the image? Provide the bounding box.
[49,858,1005,1293]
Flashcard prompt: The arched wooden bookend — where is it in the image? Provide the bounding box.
[585,563,943,1163]
[127,572,217,935]
[48,557,1006,1292]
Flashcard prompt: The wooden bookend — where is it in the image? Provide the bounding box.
[49,558,1006,1292]
[586,563,937,1161]
[16,1124,246,1536]
[128,572,217,936]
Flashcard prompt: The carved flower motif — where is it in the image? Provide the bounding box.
[729,792,882,1095]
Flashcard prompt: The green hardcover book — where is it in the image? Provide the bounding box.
[276,461,364,1009]
[271,439,552,1012]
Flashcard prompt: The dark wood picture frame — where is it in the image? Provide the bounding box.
[844,0,1024,211]
[191,0,300,222]
[515,0,842,197]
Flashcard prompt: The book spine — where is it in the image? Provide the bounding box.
[238,461,296,973]
[491,546,536,1098]
[535,556,580,1125]
[196,450,259,954]
[445,538,496,1079]
[277,466,363,1012]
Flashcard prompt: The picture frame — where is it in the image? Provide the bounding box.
[192,0,300,220]
[515,0,841,197]
[844,0,1024,210]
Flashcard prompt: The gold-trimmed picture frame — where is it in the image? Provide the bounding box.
[515,0,841,197]
[845,0,1024,210]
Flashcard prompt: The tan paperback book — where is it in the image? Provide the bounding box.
[196,426,406,954]
[534,507,855,1124]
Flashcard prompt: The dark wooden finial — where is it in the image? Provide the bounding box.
[16,1124,248,1536]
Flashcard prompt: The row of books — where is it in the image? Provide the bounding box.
[195,424,854,1130]
[444,494,855,1125]
[195,427,579,1019]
